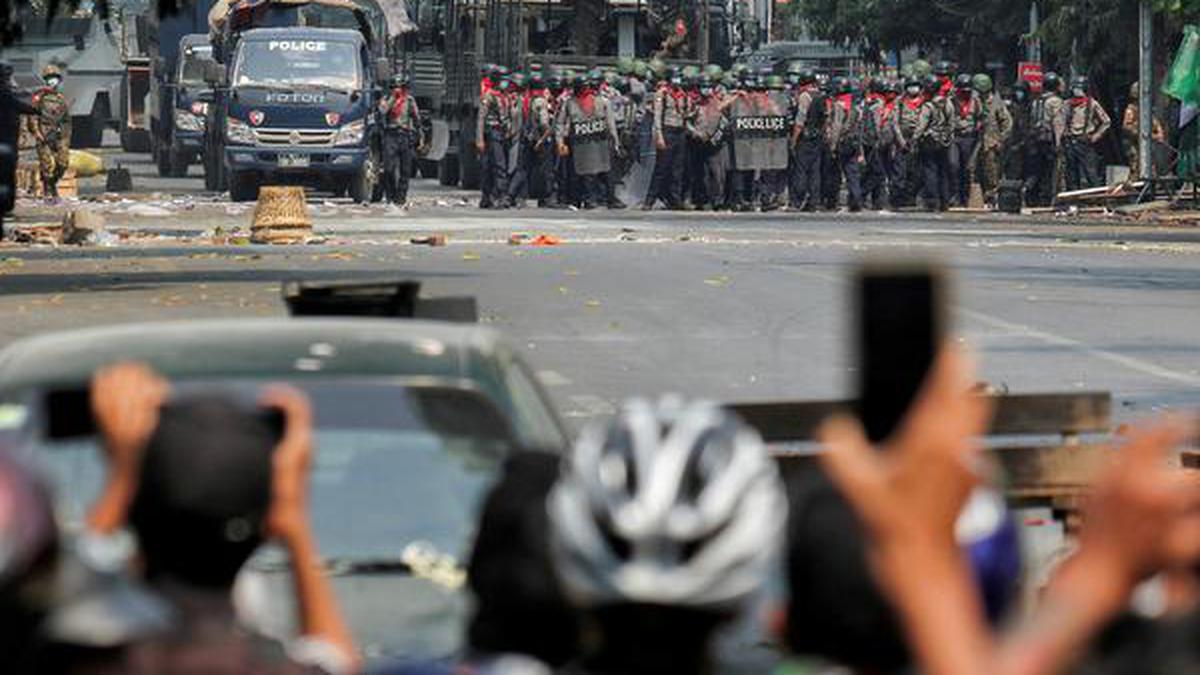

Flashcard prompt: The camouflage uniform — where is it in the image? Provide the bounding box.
[381,84,421,204]
[31,79,71,198]
[1062,94,1111,190]
[979,92,1013,203]
[1026,87,1066,206]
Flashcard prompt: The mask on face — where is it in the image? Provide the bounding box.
[1072,88,1085,98]
[46,77,62,89]
[906,86,921,96]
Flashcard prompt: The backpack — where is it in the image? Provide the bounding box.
[803,91,827,139]
[1031,95,1057,143]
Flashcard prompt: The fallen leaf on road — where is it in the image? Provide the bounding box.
[558,286,570,295]
[462,252,481,261]
[704,275,731,287]
[585,300,601,309]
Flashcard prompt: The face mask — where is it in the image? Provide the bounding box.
[46,77,62,89]
[906,86,921,96]
[1072,88,1085,98]
[1014,91,1027,102]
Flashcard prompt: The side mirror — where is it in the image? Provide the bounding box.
[375,58,393,85]
[203,61,225,87]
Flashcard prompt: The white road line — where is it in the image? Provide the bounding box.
[536,370,573,387]
[961,308,1200,387]
[564,395,617,418]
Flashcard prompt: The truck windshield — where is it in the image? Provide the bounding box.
[179,45,214,85]
[233,39,361,89]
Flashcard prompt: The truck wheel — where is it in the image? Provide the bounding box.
[348,148,380,204]
[71,116,104,149]
[228,172,259,202]
[438,154,459,186]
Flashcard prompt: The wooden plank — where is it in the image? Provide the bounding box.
[730,392,1111,443]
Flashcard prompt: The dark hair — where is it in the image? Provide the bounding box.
[129,396,276,589]
[783,463,910,671]
[467,450,581,666]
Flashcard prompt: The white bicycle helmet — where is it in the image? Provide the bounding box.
[548,396,787,611]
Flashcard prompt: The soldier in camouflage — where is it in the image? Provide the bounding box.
[973,74,1012,207]
[949,73,982,207]
[31,64,71,200]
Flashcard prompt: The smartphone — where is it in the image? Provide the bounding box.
[855,262,946,444]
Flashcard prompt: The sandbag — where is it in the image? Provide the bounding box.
[69,150,105,177]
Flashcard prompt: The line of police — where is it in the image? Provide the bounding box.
[473,60,1113,212]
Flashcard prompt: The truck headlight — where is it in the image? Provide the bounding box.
[226,117,255,145]
[333,119,365,147]
[175,110,205,132]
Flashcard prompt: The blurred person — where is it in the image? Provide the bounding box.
[548,397,787,675]
[48,363,358,674]
[1,60,37,224]
[816,346,1200,675]
[0,445,59,673]
[379,450,581,675]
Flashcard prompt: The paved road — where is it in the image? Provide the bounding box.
[4,147,1200,425]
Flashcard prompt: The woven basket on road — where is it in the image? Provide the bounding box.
[251,186,312,244]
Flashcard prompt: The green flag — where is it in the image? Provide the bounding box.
[1163,25,1200,107]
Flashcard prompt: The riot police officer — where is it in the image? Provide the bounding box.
[557,69,620,210]
[1026,71,1066,206]
[788,66,824,211]
[381,73,422,206]
[827,77,865,211]
[643,67,688,210]
[950,72,982,206]
[1062,75,1111,190]
[915,74,954,211]
[477,71,513,208]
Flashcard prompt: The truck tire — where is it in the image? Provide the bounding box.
[228,172,259,202]
[71,116,104,149]
[348,147,381,203]
[438,154,459,186]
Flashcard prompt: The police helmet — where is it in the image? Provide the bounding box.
[934,60,954,77]
[834,76,852,94]
[922,73,942,95]
[765,74,785,91]
[509,72,527,90]
[954,73,972,90]
[1042,71,1062,93]
[41,63,64,81]
[391,72,410,88]
[1070,74,1089,93]
[972,73,993,95]
[616,56,634,76]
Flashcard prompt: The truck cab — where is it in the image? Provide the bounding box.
[210,28,386,202]
[153,35,216,177]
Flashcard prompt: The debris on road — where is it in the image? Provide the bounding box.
[62,210,107,246]
[106,166,134,192]
[411,235,448,246]
[531,234,561,246]
[462,252,481,261]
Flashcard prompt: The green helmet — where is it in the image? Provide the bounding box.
[681,65,701,80]
[703,63,724,80]
[586,68,604,85]
[910,59,932,78]
[632,59,648,78]
[972,73,993,94]
[616,56,634,76]
[721,73,737,89]
[730,62,749,78]
[649,58,668,79]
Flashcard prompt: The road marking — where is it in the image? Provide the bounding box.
[565,394,617,418]
[536,370,572,387]
[962,309,1200,387]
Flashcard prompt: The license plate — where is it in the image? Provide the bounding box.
[278,154,310,168]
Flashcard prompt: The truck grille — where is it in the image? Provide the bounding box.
[253,128,336,147]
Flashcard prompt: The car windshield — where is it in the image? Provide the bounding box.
[233,38,360,89]
[179,45,214,85]
[26,380,508,661]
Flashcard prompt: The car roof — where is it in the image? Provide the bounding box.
[0,318,504,393]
